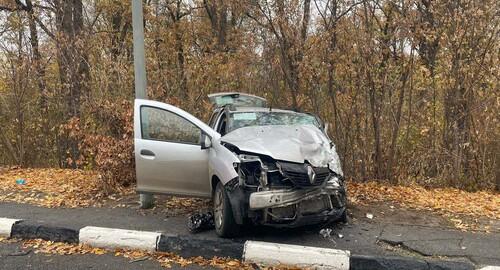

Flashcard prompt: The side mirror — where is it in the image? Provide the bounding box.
[201,133,212,149]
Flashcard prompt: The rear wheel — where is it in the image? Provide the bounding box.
[213,182,240,237]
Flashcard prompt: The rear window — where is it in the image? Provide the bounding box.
[208,93,267,107]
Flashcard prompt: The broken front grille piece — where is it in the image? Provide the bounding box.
[277,161,331,187]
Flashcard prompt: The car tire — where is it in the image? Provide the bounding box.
[339,187,348,223]
[213,182,240,238]
[339,209,348,223]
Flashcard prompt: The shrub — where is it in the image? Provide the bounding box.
[61,100,135,193]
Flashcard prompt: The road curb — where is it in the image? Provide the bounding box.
[0,216,492,269]
[79,226,161,252]
[243,240,350,269]
[157,234,244,259]
[10,220,79,243]
[349,254,475,270]
[0,218,21,238]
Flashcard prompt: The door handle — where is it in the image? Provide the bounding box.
[140,149,155,157]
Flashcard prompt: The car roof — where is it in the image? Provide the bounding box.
[228,106,304,114]
[207,92,266,101]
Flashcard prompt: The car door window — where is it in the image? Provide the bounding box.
[141,106,201,145]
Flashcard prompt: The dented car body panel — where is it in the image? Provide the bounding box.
[134,93,347,229]
[221,125,343,174]
[208,138,239,186]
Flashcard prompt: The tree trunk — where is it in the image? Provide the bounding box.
[54,0,88,168]
[387,55,412,182]
[174,24,187,99]
[25,2,47,115]
[443,48,472,184]
[204,0,228,52]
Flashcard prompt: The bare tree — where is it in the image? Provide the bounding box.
[247,0,312,110]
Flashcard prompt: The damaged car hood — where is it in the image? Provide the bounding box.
[220,125,343,175]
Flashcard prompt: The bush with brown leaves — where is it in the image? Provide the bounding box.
[61,100,135,192]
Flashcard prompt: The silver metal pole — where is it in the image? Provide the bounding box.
[132,0,153,208]
[132,0,147,99]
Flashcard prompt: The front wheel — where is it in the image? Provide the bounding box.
[339,209,348,223]
[213,182,240,237]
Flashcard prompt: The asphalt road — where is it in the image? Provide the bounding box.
[0,241,211,270]
[0,200,499,268]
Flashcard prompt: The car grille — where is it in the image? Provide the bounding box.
[277,161,330,187]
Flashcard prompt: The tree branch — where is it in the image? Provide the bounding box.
[32,13,55,40]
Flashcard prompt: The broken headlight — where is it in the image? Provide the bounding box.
[326,176,342,189]
[238,154,267,187]
[238,154,261,163]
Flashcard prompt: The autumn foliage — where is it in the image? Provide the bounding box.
[0,167,103,207]
[0,0,498,191]
[60,101,135,190]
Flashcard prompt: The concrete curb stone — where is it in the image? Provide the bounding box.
[428,260,476,270]
[0,218,21,237]
[0,216,493,270]
[79,226,161,252]
[350,255,429,270]
[244,240,350,269]
[10,220,79,243]
[157,234,244,259]
[349,255,475,270]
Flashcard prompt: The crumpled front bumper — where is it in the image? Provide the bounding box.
[248,185,347,227]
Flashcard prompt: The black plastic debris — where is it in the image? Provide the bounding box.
[187,211,215,233]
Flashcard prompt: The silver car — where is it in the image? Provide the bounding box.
[134,93,347,237]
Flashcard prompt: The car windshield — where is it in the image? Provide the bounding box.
[228,111,320,131]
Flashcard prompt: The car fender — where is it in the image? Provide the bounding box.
[208,138,239,190]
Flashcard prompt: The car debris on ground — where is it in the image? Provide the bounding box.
[187,211,215,233]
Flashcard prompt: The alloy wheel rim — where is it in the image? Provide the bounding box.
[214,187,224,229]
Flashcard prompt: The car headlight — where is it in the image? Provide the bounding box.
[238,154,261,162]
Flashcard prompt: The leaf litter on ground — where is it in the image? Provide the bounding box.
[348,181,499,231]
[0,167,211,211]
[0,167,118,208]
[10,237,302,269]
[1,167,498,231]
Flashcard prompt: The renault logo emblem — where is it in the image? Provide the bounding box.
[307,165,316,184]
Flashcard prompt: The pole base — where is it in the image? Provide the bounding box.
[139,193,154,209]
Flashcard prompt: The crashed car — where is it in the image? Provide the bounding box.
[134,93,347,237]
